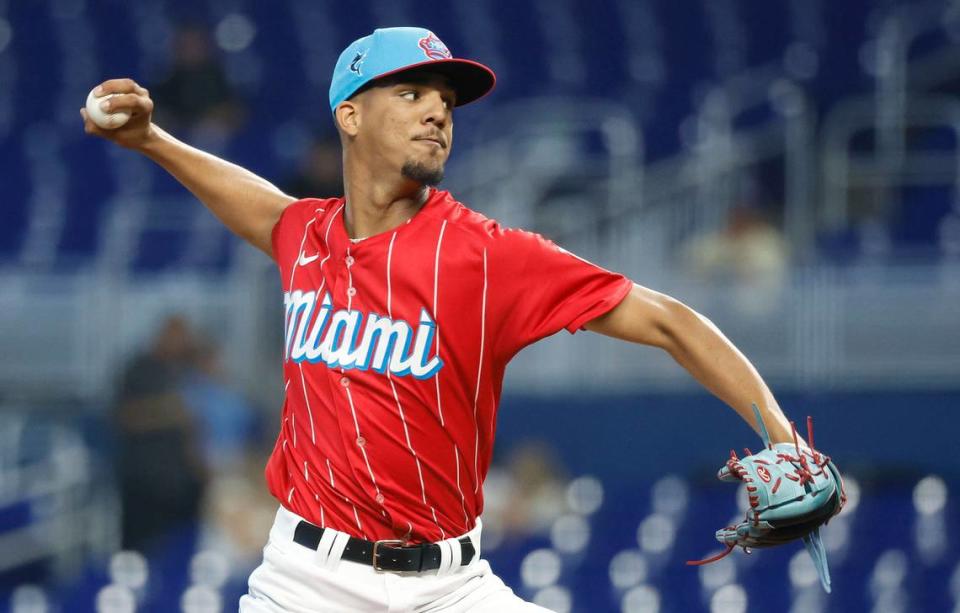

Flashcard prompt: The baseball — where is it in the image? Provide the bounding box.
[85,88,131,130]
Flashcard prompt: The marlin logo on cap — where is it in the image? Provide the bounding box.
[349,50,367,75]
[418,32,452,60]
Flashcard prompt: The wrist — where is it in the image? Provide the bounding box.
[133,123,165,154]
[127,123,171,160]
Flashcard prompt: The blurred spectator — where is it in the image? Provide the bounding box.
[682,203,789,315]
[199,457,279,576]
[683,204,789,284]
[482,442,568,543]
[180,339,259,474]
[282,135,343,199]
[112,315,208,552]
[151,23,245,142]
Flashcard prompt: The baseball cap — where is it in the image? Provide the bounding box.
[329,27,496,113]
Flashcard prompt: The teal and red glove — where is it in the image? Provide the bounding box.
[688,404,845,593]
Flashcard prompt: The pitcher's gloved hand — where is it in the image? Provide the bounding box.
[688,404,845,593]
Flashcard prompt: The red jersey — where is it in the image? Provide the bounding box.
[266,188,632,543]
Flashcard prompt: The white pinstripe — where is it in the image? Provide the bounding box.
[342,383,382,506]
[287,217,317,340]
[296,366,314,444]
[386,232,397,314]
[473,249,488,492]
[431,506,446,539]
[319,205,343,265]
[288,205,344,450]
[454,445,470,527]
[386,373,428,504]
[312,204,344,528]
[352,502,363,535]
[288,488,295,503]
[304,461,309,481]
[306,208,342,357]
[289,218,319,445]
[384,232,441,534]
[432,221,448,427]
[292,412,297,447]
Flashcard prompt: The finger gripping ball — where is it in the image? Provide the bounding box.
[85,88,132,129]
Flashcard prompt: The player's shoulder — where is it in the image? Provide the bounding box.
[428,190,528,246]
[440,194,557,260]
[273,196,343,239]
[271,196,344,258]
[277,196,343,228]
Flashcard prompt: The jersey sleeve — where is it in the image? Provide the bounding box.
[487,227,633,358]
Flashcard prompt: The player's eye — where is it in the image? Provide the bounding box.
[400,90,418,101]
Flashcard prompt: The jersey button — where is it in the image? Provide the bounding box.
[346,287,357,297]
[375,493,385,504]
[356,436,365,447]
[340,376,350,387]
[344,255,355,266]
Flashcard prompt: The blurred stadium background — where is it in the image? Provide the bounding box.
[1,0,960,611]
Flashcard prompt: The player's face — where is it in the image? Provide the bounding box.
[359,73,455,186]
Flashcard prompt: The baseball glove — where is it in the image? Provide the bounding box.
[687,404,845,593]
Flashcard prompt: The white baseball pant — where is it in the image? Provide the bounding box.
[239,506,551,612]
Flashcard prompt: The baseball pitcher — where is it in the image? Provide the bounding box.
[82,27,843,612]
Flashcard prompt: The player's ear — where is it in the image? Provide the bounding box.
[335,101,360,137]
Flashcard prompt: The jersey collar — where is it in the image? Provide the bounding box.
[323,187,446,256]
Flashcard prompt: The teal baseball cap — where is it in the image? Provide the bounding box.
[329,27,496,113]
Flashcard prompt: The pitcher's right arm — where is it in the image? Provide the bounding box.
[81,78,297,258]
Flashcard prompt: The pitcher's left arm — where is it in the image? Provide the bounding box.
[584,283,797,445]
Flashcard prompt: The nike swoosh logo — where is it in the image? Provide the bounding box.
[298,252,320,266]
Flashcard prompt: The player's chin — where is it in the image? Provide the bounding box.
[401,159,445,187]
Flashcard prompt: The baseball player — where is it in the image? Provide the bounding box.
[82,27,842,611]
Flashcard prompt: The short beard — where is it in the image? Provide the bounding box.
[401,160,444,186]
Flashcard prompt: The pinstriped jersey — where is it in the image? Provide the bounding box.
[266,188,632,543]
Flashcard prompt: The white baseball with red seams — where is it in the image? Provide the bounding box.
[85,88,131,129]
[266,188,632,544]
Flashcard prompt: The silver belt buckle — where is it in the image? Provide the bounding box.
[371,539,405,570]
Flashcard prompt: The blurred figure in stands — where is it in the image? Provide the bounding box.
[282,134,344,199]
[180,338,276,575]
[152,23,244,143]
[683,202,789,315]
[181,338,259,474]
[481,441,568,548]
[683,204,789,284]
[112,315,208,552]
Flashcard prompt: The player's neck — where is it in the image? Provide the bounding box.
[341,173,430,239]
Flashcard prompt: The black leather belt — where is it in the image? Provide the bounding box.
[292,520,476,572]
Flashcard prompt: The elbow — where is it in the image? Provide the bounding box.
[653,295,701,352]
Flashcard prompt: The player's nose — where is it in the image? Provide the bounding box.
[420,91,450,127]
